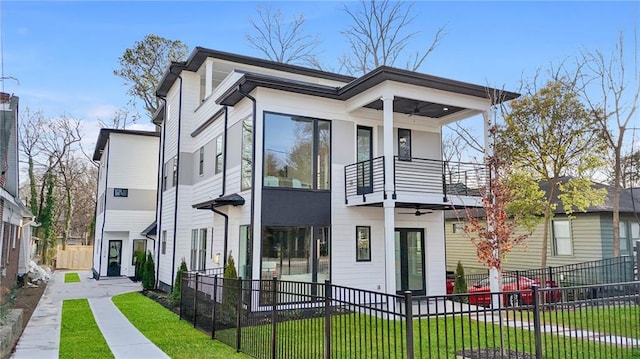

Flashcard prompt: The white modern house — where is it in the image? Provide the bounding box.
[92,129,160,279]
[152,48,519,296]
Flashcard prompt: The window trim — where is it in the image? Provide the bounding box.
[356,226,371,262]
[552,219,573,256]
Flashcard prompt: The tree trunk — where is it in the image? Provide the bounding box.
[612,145,622,257]
[63,186,73,251]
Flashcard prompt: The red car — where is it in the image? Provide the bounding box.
[451,275,561,306]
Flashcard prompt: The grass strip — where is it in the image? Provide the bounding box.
[59,299,113,359]
[64,272,81,283]
[112,292,250,359]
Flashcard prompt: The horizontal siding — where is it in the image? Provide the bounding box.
[445,213,605,273]
[107,134,159,190]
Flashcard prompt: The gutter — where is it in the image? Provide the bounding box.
[97,142,111,280]
[238,87,257,280]
[170,70,183,289]
[211,207,229,268]
[220,106,228,197]
[155,96,167,288]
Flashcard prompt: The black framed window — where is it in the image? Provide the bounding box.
[172,155,178,186]
[398,128,411,160]
[113,188,128,197]
[263,112,330,190]
[198,147,204,176]
[356,226,371,262]
[161,231,167,255]
[132,239,146,265]
[215,135,223,174]
[241,117,253,191]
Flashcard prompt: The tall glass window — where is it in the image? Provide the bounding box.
[398,128,411,160]
[241,117,253,191]
[552,220,572,256]
[198,147,204,176]
[263,112,330,189]
[215,135,223,174]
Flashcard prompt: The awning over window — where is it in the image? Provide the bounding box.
[141,221,157,237]
[192,193,245,210]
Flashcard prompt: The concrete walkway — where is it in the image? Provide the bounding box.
[12,270,169,359]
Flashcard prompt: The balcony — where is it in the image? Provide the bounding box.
[344,156,488,207]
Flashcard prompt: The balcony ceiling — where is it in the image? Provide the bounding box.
[364,97,466,119]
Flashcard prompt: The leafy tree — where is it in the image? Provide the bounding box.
[246,6,322,68]
[39,172,56,264]
[497,80,608,268]
[142,251,155,290]
[171,259,188,303]
[452,261,468,303]
[114,34,189,118]
[340,0,445,75]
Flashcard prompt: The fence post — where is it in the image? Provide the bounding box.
[236,277,243,353]
[531,285,543,359]
[324,280,332,359]
[211,275,218,339]
[548,266,553,283]
[271,277,278,359]
[194,272,199,328]
[404,291,414,359]
[516,270,521,290]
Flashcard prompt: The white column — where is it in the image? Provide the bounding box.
[382,95,396,294]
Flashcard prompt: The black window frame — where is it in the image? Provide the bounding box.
[198,146,204,176]
[113,188,128,197]
[356,226,371,262]
[398,128,412,161]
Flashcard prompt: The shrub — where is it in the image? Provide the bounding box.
[134,251,146,282]
[453,260,468,303]
[142,251,155,290]
[220,254,238,327]
[171,259,188,303]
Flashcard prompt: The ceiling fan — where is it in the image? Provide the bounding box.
[399,208,433,216]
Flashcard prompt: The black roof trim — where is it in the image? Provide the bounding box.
[191,107,226,137]
[140,221,157,237]
[156,48,354,98]
[92,128,160,161]
[192,193,245,210]
[217,66,520,107]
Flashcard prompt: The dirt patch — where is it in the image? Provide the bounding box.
[142,289,180,315]
[11,284,46,331]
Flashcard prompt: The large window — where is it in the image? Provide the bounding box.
[263,113,330,190]
[620,222,629,253]
[190,228,207,271]
[632,222,640,250]
[552,220,572,256]
[215,135,223,174]
[241,117,253,191]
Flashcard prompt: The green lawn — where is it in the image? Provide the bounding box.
[530,305,640,338]
[64,272,80,283]
[112,292,250,359]
[59,299,113,359]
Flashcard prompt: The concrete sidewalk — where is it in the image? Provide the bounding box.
[11,270,168,359]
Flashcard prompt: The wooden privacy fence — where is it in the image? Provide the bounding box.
[56,245,93,269]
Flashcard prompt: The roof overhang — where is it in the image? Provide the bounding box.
[141,221,157,237]
[193,193,245,210]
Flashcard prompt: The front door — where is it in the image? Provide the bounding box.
[356,126,373,195]
[395,229,425,295]
[107,240,122,277]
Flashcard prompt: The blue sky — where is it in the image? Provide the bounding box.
[2,1,638,149]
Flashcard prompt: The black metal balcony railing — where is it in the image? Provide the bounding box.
[344,156,488,204]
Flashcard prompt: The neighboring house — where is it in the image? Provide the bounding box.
[151,48,518,296]
[445,180,640,273]
[92,129,160,279]
[0,92,26,293]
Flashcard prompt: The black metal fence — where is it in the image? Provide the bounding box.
[463,257,635,290]
[181,272,640,359]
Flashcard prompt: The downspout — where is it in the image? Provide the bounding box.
[220,106,228,197]
[97,143,111,280]
[238,88,257,279]
[155,96,167,288]
[170,71,183,289]
[211,207,229,268]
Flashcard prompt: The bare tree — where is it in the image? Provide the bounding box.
[114,34,189,118]
[97,107,140,130]
[246,7,322,68]
[578,33,640,256]
[18,108,45,218]
[340,0,445,75]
